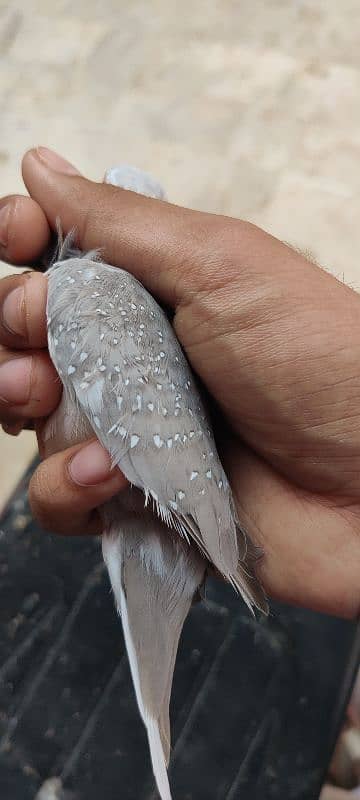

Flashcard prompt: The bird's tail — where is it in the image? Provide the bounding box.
[102,499,205,800]
[147,718,172,800]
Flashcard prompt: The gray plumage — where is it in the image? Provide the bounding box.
[43,166,267,800]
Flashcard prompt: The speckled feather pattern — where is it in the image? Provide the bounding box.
[44,165,267,800]
[46,255,250,582]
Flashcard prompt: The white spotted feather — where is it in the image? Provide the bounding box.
[47,255,265,608]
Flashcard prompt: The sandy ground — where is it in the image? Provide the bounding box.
[1,0,360,510]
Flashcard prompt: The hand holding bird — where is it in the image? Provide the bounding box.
[42,165,266,798]
[0,152,359,766]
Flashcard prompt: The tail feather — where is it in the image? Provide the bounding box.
[231,563,268,615]
[173,509,268,615]
[113,563,171,799]
[235,524,269,615]
[102,501,205,800]
[147,717,172,800]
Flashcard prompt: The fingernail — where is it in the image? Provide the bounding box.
[36,146,81,176]
[0,357,32,405]
[0,204,10,247]
[2,286,26,336]
[69,440,114,486]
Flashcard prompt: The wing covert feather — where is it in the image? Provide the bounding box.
[47,256,267,611]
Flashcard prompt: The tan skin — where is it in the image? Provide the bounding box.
[0,147,359,618]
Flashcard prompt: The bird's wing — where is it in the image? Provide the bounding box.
[102,495,205,800]
[47,256,267,612]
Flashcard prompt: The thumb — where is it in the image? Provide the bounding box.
[22,146,228,308]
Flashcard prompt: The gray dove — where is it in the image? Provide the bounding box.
[41,165,267,800]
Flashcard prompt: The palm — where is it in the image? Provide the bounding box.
[174,276,360,618]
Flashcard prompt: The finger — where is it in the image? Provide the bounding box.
[29,439,128,536]
[0,195,50,265]
[22,146,226,306]
[0,348,61,424]
[0,270,48,350]
[320,787,356,799]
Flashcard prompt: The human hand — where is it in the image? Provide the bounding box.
[0,146,359,617]
[320,787,360,799]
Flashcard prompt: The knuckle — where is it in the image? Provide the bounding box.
[174,216,245,306]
